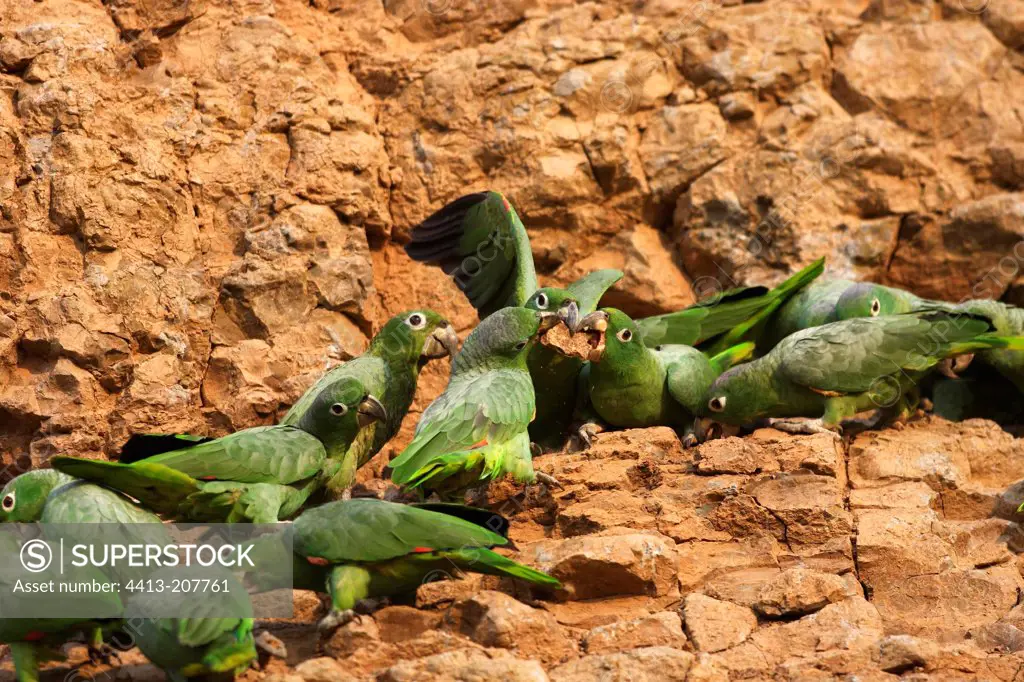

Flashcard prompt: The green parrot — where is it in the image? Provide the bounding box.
[267,498,559,630]
[696,311,1024,436]
[124,569,256,682]
[280,309,458,473]
[573,308,754,446]
[387,307,560,494]
[404,191,825,448]
[50,377,387,522]
[0,532,124,682]
[767,279,1024,394]
[0,470,168,682]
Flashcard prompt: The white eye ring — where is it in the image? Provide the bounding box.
[535,293,549,310]
[708,396,727,413]
[870,299,881,316]
[617,329,633,343]
[2,492,14,512]
[406,313,426,329]
[330,403,349,416]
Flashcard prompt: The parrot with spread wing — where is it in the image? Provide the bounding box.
[51,376,386,522]
[574,308,754,446]
[696,311,1024,437]
[253,498,559,631]
[404,191,824,448]
[388,307,559,494]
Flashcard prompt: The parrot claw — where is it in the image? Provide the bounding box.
[535,472,563,489]
[87,642,121,667]
[355,597,389,614]
[572,422,604,451]
[318,609,360,633]
[255,630,288,659]
[768,418,842,439]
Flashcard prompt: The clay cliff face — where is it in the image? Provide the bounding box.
[2,0,1024,679]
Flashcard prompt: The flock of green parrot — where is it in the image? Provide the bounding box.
[4,190,1024,681]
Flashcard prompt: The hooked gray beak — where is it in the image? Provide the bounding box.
[537,311,560,333]
[576,311,609,362]
[422,323,459,359]
[559,300,580,335]
[694,417,716,443]
[357,395,388,428]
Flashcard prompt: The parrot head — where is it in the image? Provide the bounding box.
[453,306,559,372]
[525,288,580,335]
[697,362,769,428]
[833,283,914,321]
[0,469,75,522]
[575,308,641,364]
[372,310,459,367]
[294,377,388,449]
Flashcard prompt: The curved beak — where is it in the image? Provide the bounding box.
[422,323,459,360]
[576,311,609,362]
[357,395,388,428]
[558,300,580,335]
[537,311,560,333]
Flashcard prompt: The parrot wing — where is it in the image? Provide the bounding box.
[404,191,539,317]
[777,313,994,395]
[566,269,624,315]
[292,498,507,563]
[388,369,534,484]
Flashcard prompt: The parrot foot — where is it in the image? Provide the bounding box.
[572,422,604,451]
[920,397,934,413]
[534,472,563,489]
[355,597,390,614]
[255,630,288,659]
[767,418,842,439]
[339,488,353,501]
[318,609,360,633]
[530,442,543,458]
[87,642,121,667]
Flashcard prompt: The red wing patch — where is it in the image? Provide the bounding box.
[498,193,511,213]
[199,476,218,481]
[24,631,45,641]
[470,439,488,449]
[306,556,330,566]
[412,547,434,553]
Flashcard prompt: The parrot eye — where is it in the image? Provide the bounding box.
[2,493,14,512]
[870,299,881,316]
[617,329,633,343]
[535,293,549,310]
[330,403,349,417]
[514,340,528,351]
[406,313,426,330]
[708,396,727,413]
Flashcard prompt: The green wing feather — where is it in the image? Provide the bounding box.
[292,498,508,563]
[566,269,624,315]
[777,313,995,394]
[637,257,826,348]
[404,191,539,317]
[114,426,326,485]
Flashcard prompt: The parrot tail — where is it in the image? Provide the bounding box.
[767,256,827,302]
[442,547,561,588]
[50,457,199,514]
[948,334,1024,355]
[709,342,756,374]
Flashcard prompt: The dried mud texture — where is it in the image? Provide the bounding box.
[3,0,1024,679]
